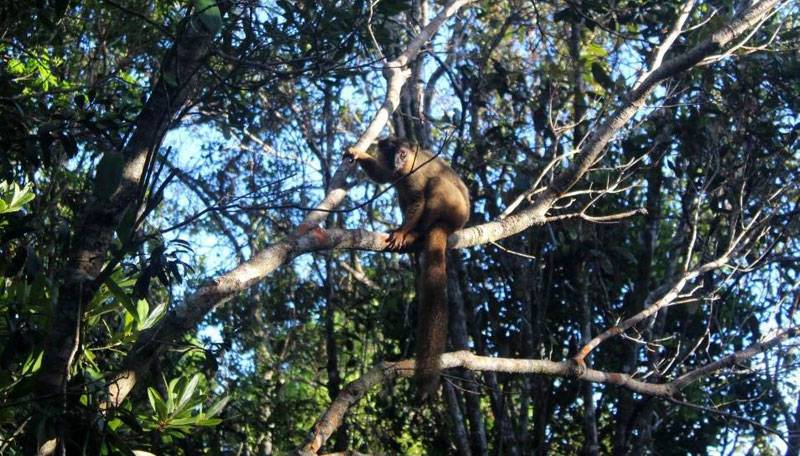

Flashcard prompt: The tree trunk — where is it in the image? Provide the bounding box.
[35,6,220,454]
[449,253,490,455]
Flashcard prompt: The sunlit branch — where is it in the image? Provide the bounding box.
[300,330,799,454]
[634,0,696,89]
[573,211,771,364]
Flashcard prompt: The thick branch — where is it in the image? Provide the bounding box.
[634,0,696,88]
[298,352,673,455]
[37,5,223,455]
[110,1,478,406]
[452,0,779,249]
[300,327,799,454]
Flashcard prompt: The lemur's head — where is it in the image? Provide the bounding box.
[378,137,418,176]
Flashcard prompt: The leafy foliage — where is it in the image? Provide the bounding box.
[0,0,798,454]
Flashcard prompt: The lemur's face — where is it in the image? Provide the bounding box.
[378,137,415,175]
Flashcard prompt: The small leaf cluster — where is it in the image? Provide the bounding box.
[142,373,229,439]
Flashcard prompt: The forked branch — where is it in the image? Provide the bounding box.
[300,327,799,454]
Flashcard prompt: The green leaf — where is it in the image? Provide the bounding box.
[10,183,35,210]
[136,299,149,325]
[21,350,43,375]
[94,152,124,197]
[193,0,223,33]
[139,301,166,330]
[168,417,198,426]
[206,396,229,418]
[196,417,222,426]
[147,387,168,419]
[584,42,608,59]
[166,377,179,413]
[0,182,35,214]
[7,59,24,75]
[177,374,201,409]
[105,277,137,317]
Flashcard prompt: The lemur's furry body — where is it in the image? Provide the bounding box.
[346,138,470,399]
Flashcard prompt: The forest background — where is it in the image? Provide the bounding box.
[0,0,798,454]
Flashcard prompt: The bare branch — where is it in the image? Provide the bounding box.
[673,326,800,389]
[574,252,734,364]
[634,0,696,89]
[698,1,789,65]
[339,260,380,290]
[300,329,799,454]
[667,397,788,442]
[451,0,781,249]
[544,208,648,223]
[499,150,579,219]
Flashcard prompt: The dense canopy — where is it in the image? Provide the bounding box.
[0,0,798,454]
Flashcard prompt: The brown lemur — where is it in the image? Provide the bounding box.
[345,137,470,400]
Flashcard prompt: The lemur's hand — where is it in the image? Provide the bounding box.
[386,229,412,251]
[344,147,367,163]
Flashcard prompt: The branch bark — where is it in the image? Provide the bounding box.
[300,325,798,454]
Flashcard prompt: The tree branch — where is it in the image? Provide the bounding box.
[451,0,780,249]
[298,0,477,232]
[300,326,799,454]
